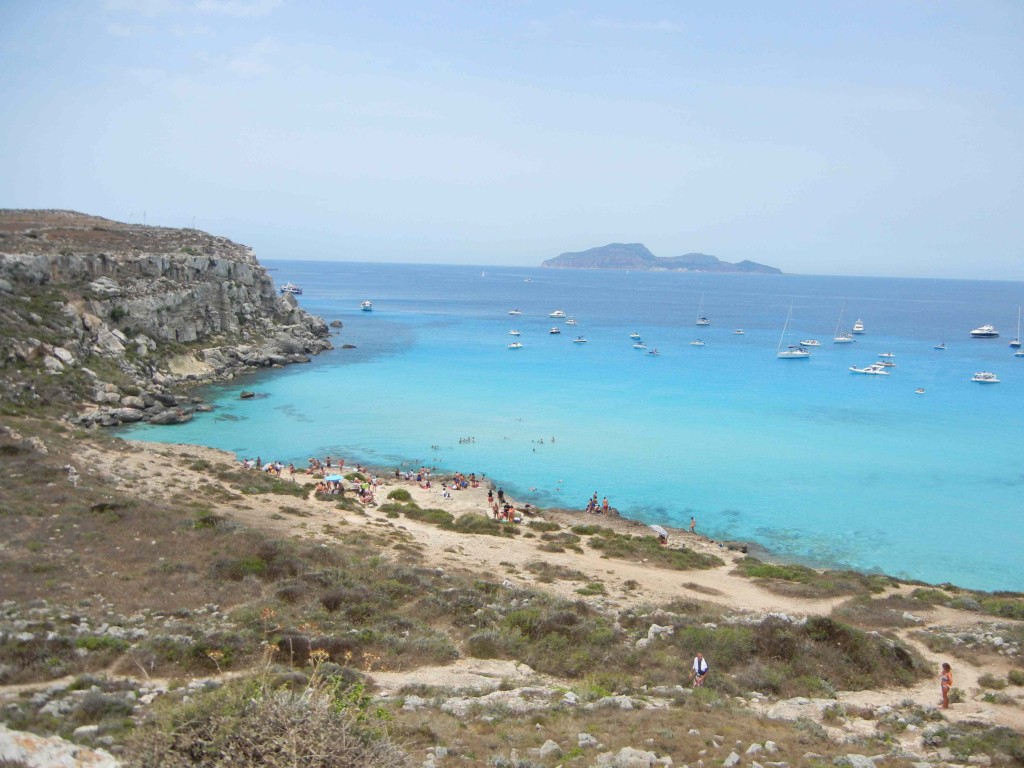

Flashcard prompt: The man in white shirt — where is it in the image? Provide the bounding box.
[691,651,709,687]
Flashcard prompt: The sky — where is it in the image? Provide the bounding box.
[1,1,1022,279]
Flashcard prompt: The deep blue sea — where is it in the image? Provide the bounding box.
[123,262,1024,592]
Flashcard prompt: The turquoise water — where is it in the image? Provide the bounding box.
[124,263,1024,591]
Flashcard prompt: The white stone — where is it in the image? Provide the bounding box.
[579,733,600,748]
[723,751,741,767]
[539,739,561,759]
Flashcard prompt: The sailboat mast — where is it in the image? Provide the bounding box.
[778,304,792,351]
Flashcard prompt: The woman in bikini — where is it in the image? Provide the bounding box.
[939,662,953,709]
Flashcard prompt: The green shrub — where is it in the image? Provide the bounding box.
[402,507,453,526]
[1008,669,1024,686]
[386,488,412,502]
[446,513,517,537]
[978,672,1007,690]
[588,532,722,570]
[526,520,560,532]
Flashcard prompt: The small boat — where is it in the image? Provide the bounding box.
[508,330,521,336]
[799,339,820,347]
[566,317,578,326]
[629,332,641,339]
[573,336,587,343]
[1010,307,1021,347]
[508,309,523,316]
[1015,349,1024,358]
[933,343,946,350]
[850,363,889,375]
[648,348,660,356]
[360,300,373,311]
[777,305,810,359]
[633,342,648,349]
[734,329,744,335]
[549,327,561,334]
[279,282,303,295]
[695,293,710,326]
[690,340,705,346]
[851,319,865,335]
[876,359,896,368]
[970,324,999,338]
[549,310,566,318]
[508,342,523,350]
[833,300,854,343]
[915,388,926,394]
[878,352,895,358]
[971,371,1000,383]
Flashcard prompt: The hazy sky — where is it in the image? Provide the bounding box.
[2,2,1022,278]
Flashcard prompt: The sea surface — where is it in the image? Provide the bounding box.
[123,262,1024,592]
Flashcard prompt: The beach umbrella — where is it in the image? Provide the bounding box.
[324,474,343,482]
[649,524,668,538]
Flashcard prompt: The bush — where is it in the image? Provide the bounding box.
[978,672,1007,690]
[386,488,412,502]
[588,531,722,570]
[1008,669,1024,686]
[446,513,517,537]
[125,677,407,767]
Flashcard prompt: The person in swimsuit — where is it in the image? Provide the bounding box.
[940,662,953,708]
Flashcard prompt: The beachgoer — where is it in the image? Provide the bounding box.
[691,652,709,687]
[602,497,609,513]
[940,662,953,708]
[689,517,696,534]
[497,487,505,504]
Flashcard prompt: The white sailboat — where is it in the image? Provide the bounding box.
[777,304,810,359]
[1010,306,1021,348]
[695,294,710,326]
[833,299,854,343]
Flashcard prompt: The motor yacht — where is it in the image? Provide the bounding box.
[507,342,523,350]
[629,332,641,339]
[971,371,1000,383]
[360,300,373,311]
[851,319,865,334]
[633,342,648,349]
[279,282,303,295]
[970,325,999,338]
[548,327,561,334]
[850,363,889,375]
[549,310,567,318]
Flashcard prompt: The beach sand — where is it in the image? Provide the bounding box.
[74,439,1024,734]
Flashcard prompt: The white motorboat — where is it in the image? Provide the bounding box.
[933,343,946,350]
[734,329,744,335]
[799,339,820,347]
[566,317,578,325]
[878,352,895,358]
[971,371,1000,383]
[876,359,896,367]
[695,293,710,326]
[633,342,648,349]
[777,304,810,359]
[549,327,561,334]
[850,363,889,375]
[851,319,865,334]
[549,310,566,318]
[508,309,523,316]
[508,330,521,336]
[1015,349,1024,358]
[690,340,705,346]
[572,336,587,343]
[915,388,926,394]
[508,342,523,350]
[360,300,373,311]
[970,324,999,338]
[279,282,303,295]
[629,332,641,339]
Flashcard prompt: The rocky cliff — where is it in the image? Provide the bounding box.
[0,209,332,426]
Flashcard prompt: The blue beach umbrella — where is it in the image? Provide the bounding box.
[324,474,343,482]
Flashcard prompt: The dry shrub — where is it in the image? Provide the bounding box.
[125,677,407,767]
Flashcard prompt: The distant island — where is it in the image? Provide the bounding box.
[541,242,781,274]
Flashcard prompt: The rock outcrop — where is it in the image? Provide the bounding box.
[0,209,332,425]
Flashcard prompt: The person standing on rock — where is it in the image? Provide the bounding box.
[940,662,953,708]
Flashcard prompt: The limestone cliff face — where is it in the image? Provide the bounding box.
[0,209,333,426]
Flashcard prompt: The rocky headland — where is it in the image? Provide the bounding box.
[0,209,331,427]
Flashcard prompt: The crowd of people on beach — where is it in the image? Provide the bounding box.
[583,492,613,515]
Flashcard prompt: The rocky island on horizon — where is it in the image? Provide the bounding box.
[542,242,782,274]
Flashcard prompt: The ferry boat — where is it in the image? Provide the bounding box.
[279,282,303,295]
[971,371,1000,383]
[970,324,999,338]
[360,300,373,311]
[549,310,566,318]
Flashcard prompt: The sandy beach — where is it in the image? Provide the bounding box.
[69,438,1024,737]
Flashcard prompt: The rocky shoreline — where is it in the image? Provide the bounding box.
[0,209,332,426]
